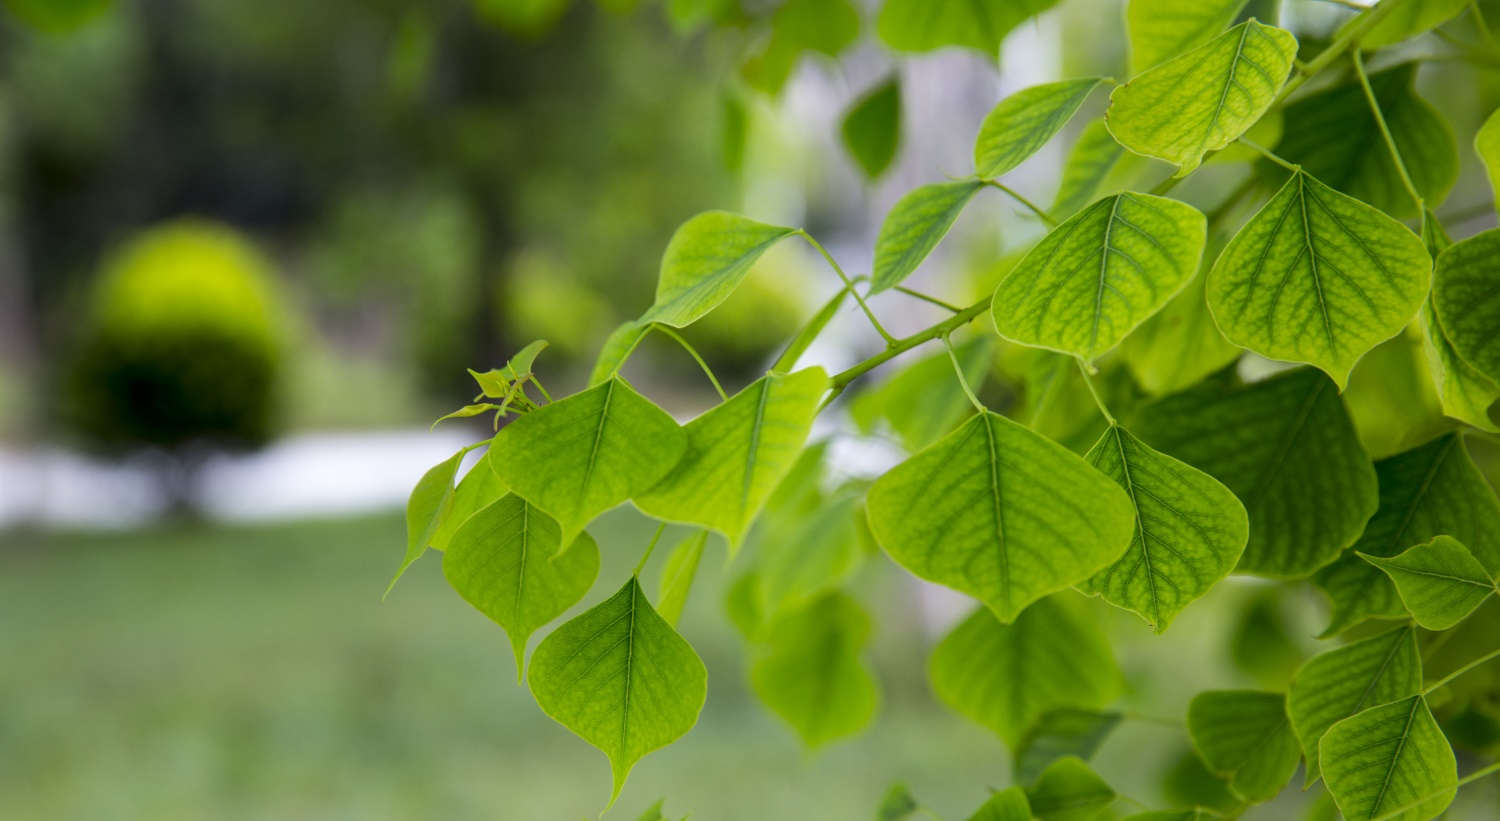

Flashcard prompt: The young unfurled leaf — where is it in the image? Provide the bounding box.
[964,786,1030,821]
[1361,536,1498,631]
[1025,756,1116,821]
[642,212,797,328]
[1081,425,1248,632]
[750,592,879,749]
[1186,690,1300,802]
[876,0,1060,56]
[1320,695,1457,821]
[635,368,827,551]
[590,321,650,387]
[1126,0,1248,74]
[1206,170,1431,388]
[870,180,984,294]
[1420,300,1500,432]
[1136,367,1376,578]
[486,378,687,548]
[866,412,1135,622]
[443,495,600,674]
[1340,0,1468,48]
[1106,21,1297,175]
[528,576,708,806]
[389,447,468,595]
[992,192,1206,360]
[1120,267,1241,396]
[430,458,507,551]
[1014,709,1123,784]
[432,403,503,428]
[656,531,708,628]
[929,597,1121,747]
[973,78,1105,179]
[1312,433,1500,636]
[1287,624,1422,785]
[842,77,902,180]
[1270,63,1457,219]
[851,335,994,453]
[1051,119,1126,219]
[756,488,864,618]
[1432,229,1500,385]
[1478,107,1500,210]
[468,340,551,397]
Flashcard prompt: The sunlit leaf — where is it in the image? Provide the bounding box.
[642,212,798,328]
[1187,690,1300,802]
[842,76,902,180]
[1432,229,1500,385]
[656,531,708,628]
[1051,119,1126,219]
[590,321,650,387]
[389,447,467,594]
[992,192,1206,360]
[1120,267,1241,396]
[443,495,600,674]
[1126,0,1248,74]
[1135,367,1377,578]
[487,378,687,547]
[1014,709,1123,783]
[876,0,1060,56]
[1312,433,1500,636]
[929,596,1121,747]
[1320,695,1457,821]
[528,576,708,805]
[867,412,1135,622]
[1025,756,1116,821]
[973,78,1105,179]
[636,368,827,551]
[1106,20,1297,174]
[1478,107,1500,211]
[1206,170,1431,388]
[1361,535,1498,630]
[870,180,985,294]
[750,592,879,749]
[851,335,994,453]
[1081,425,1248,632]
[1420,300,1500,433]
[1287,624,1422,785]
[965,786,1030,821]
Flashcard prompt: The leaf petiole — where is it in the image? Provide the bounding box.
[1422,645,1500,695]
[634,522,669,577]
[942,334,986,413]
[1074,356,1117,425]
[1353,49,1426,214]
[894,285,964,313]
[652,324,728,401]
[983,179,1058,227]
[1237,137,1300,173]
[798,230,898,346]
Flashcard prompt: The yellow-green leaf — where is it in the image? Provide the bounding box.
[642,212,797,328]
[1361,535,1498,630]
[870,180,984,293]
[973,78,1105,179]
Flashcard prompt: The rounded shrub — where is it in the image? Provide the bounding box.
[63,219,286,454]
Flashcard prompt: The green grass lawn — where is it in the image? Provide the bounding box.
[3,508,1495,820]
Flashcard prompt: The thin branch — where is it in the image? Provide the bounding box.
[895,285,965,313]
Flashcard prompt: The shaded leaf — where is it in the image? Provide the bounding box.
[642,212,798,328]
[965,786,1030,821]
[1026,756,1116,821]
[1121,267,1241,396]
[876,0,1060,56]
[867,411,1135,622]
[443,495,600,674]
[1343,0,1469,48]
[1361,535,1497,630]
[929,596,1121,747]
[842,77,902,180]
[870,180,985,293]
[750,592,879,749]
[877,783,921,821]
[1126,0,1249,74]
[1106,20,1297,174]
[1478,107,1500,211]
[1187,690,1300,802]
[973,78,1105,179]
[1014,709,1123,783]
[389,447,467,594]
[1081,425,1248,632]
[590,321,650,387]
[992,192,1206,360]
[851,335,994,453]
[1432,228,1500,384]
[1051,119,1126,219]
[430,458,508,551]
[1420,300,1500,433]
[756,488,864,618]
[1320,695,1457,821]
[656,531,708,628]
[528,576,708,805]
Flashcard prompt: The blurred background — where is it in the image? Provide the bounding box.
[2,0,1499,818]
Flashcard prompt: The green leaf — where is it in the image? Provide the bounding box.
[964,786,1031,821]
[430,458,507,551]
[740,0,861,95]
[1120,266,1241,396]
[756,488,865,618]
[527,576,708,805]
[656,531,708,629]
[1014,709,1123,783]
[1312,433,1500,636]
[635,368,827,551]
[973,78,1105,179]
[750,592,879,749]
[876,0,1060,56]
[389,447,467,595]
[1121,812,1218,821]
[851,335,994,453]
[1320,695,1457,821]
[992,192,1206,360]
[1287,624,1423,786]
[1081,425,1249,632]
[1341,0,1469,48]
[1361,536,1498,630]
[590,321,650,387]
[1186,690,1300,802]
[1051,119,1127,220]
[1126,0,1248,74]
[1206,170,1431,388]
[1134,367,1377,578]
[842,77,902,180]
[1433,229,1500,384]
[1477,107,1500,210]
[432,403,502,428]
[1025,756,1116,821]
[642,212,798,328]
[1269,63,1457,219]
[928,596,1121,747]
[867,411,1135,622]
[877,783,922,821]
[870,180,985,294]
[1106,20,1297,174]
[486,378,687,548]
[443,495,600,675]
[3,0,113,33]
[1420,300,1500,432]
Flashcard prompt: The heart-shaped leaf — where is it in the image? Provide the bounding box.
[973,78,1105,179]
[1187,690,1300,802]
[1320,695,1457,821]
[749,592,879,749]
[870,180,984,293]
[1432,228,1500,385]
[1361,535,1498,630]
[642,212,797,328]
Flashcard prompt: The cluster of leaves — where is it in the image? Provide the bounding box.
[395,0,1500,817]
